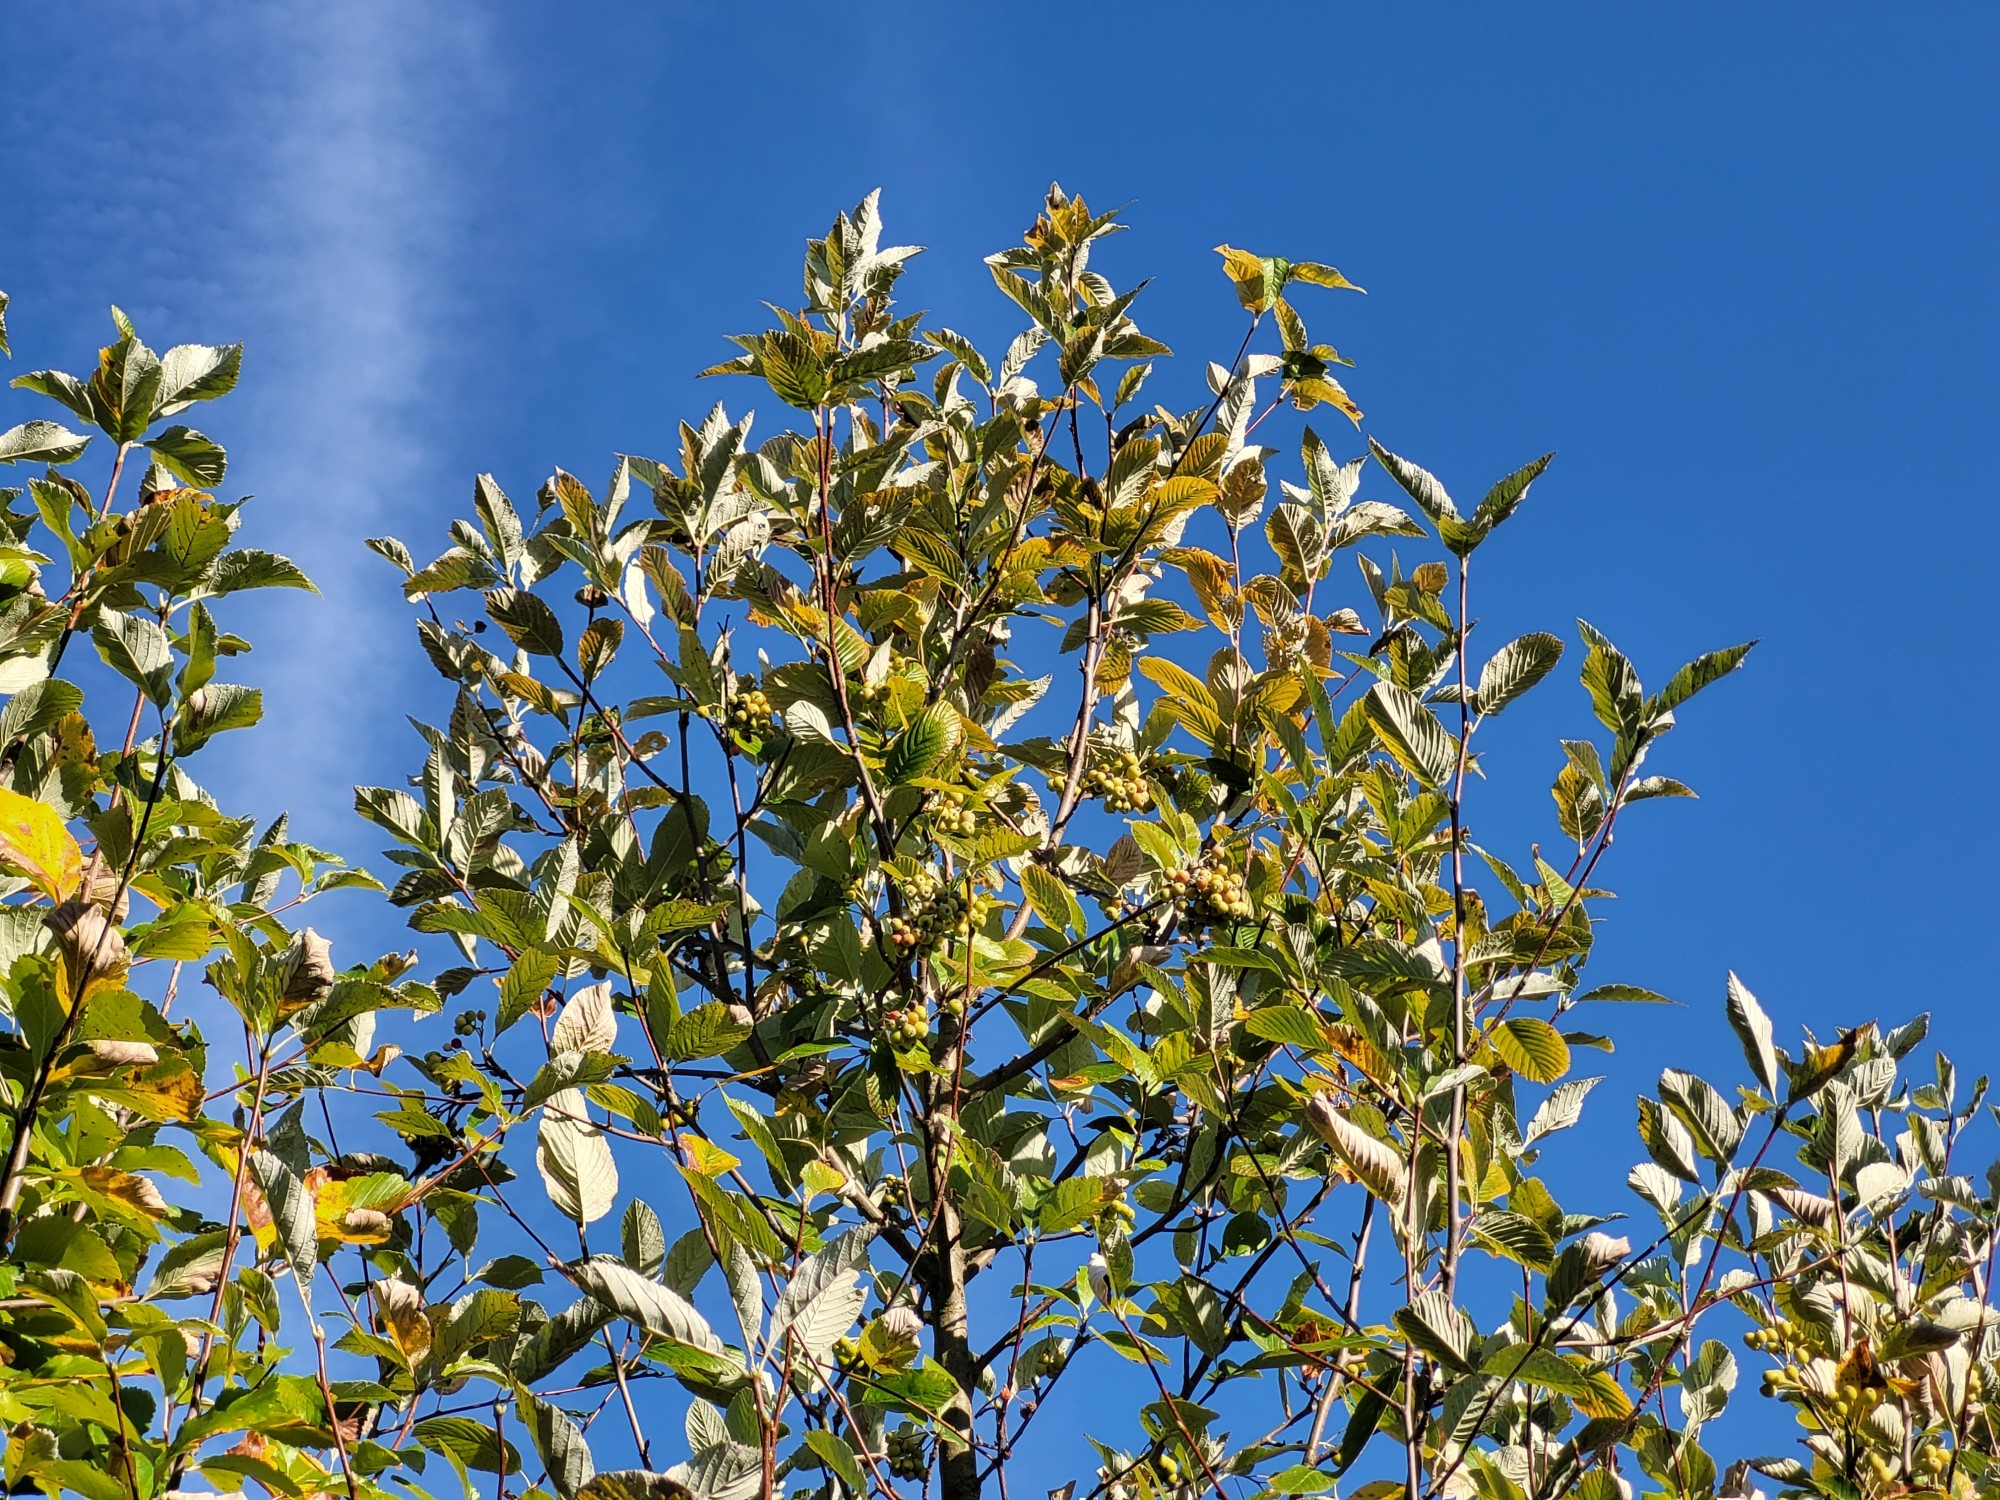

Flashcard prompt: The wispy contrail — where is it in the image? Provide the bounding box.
[207,3,494,849]
[4,4,496,856]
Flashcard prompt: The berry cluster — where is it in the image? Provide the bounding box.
[453,1008,488,1038]
[883,870,993,956]
[886,1425,928,1481]
[1908,1444,1955,1485]
[855,663,897,706]
[1742,1319,1800,1361]
[1751,1315,1981,1487]
[1084,747,1151,812]
[725,681,773,735]
[1096,1197,1136,1238]
[932,787,979,836]
[881,1001,931,1048]
[1164,856,1253,926]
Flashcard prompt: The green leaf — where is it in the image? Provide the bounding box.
[663,1229,711,1299]
[1724,972,1779,1096]
[11,368,93,423]
[178,682,262,751]
[474,474,524,576]
[1267,502,1328,588]
[92,609,175,708]
[155,342,243,413]
[497,949,562,1034]
[0,679,82,745]
[1479,1345,1632,1418]
[416,1416,520,1475]
[1393,1289,1474,1371]
[1019,863,1084,935]
[772,1227,875,1359]
[536,1091,618,1224]
[1491,1017,1569,1084]
[93,334,163,442]
[1362,681,1456,788]
[247,1150,317,1284]
[144,425,227,487]
[1637,1098,1704,1184]
[666,1002,752,1062]
[577,1474,693,1500]
[829,339,933,389]
[1575,983,1673,1005]
[36,1462,126,1500]
[1625,775,1697,802]
[487,587,566,657]
[565,1256,726,1354]
[1470,1209,1556,1270]
[801,1432,865,1495]
[883,702,960,784]
[1468,453,1553,538]
[1578,626,1643,736]
[1477,633,1564,715]
[208,549,318,595]
[1244,1006,1325,1051]
[405,547,499,598]
[621,1201,666,1278]
[577,617,622,680]
[756,331,829,409]
[1037,1178,1119,1234]
[1268,1465,1337,1495]
[0,420,90,467]
[519,1392,595,1500]
[922,328,991,384]
[1138,656,1223,746]
[1659,1067,1743,1164]
[1652,641,1756,714]
[1524,1076,1602,1146]
[1367,439,1458,524]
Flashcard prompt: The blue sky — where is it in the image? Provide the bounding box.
[7,0,1999,1477]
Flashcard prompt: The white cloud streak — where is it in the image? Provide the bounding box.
[202,4,494,844]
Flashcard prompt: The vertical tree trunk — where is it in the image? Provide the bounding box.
[924,1106,981,1500]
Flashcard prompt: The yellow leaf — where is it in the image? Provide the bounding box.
[78,1166,169,1218]
[373,1278,433,1366]
[1214,245,1274,312]
[1136,658,1223,747]
[1491,1017,1571,1085]
[100,1064,204,1124]
[313,1171,403,1244]
[801,1160,846,1200]
[0,787,83,901]
[683,1135,739,1178]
